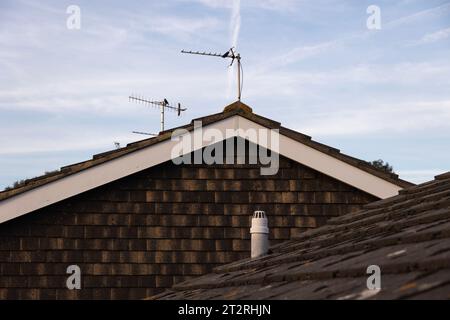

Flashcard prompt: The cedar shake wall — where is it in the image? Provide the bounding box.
[0,140,377,299]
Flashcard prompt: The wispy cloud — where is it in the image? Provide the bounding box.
[299,100,450,136]
[186,0,298,11]
[252,40,338,75]
[0,72,225,114]
[251,2,450,74]
[127,14,220,41]
[411,27,450,45]
[386,2,450,29]
[245,60,450,99]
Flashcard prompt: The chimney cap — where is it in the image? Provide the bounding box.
[253,210,266,219]
[250,210,269,234]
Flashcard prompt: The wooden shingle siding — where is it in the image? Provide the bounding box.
[0,140,377,299]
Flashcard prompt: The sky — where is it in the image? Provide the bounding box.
[0,0,449,188]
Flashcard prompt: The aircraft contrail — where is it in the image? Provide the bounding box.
[227,0,241,99]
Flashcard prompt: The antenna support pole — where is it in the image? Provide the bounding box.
[237,54,241,101]
[160,104,165,132]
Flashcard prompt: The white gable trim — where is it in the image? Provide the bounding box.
[236,116,402,199]
[0,115,402,224]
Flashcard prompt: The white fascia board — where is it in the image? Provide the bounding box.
[0,115,401,224]
[0,117,237,224]
[236,116,402,199]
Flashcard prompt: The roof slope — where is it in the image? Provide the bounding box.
[0,101,411,201]
[153,172,450,300]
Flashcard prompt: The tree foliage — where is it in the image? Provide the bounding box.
[3,170,59,191]
[369,159,394,174]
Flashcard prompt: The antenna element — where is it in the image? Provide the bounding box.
[128,96,187,132]
[181,47,243,101]
[132,131,157,137]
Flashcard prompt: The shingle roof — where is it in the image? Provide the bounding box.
[152,172,450,300]
[0,101,412,202]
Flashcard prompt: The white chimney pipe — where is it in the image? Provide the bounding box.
[250,211,269,258]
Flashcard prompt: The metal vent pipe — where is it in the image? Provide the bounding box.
[250,210,269,258]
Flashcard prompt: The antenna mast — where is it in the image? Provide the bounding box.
[181,48,242,101]
[128,96,187,132]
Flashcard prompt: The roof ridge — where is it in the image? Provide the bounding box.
[0,101,413,200]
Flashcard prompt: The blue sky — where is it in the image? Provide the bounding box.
[0,0,449,188]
